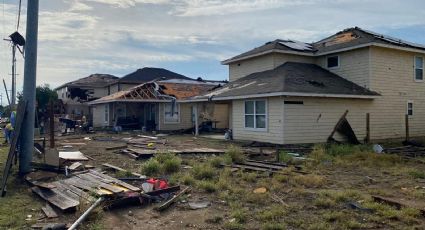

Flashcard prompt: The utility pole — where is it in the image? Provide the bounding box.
[11,44,16,106]
[20,0,39,175]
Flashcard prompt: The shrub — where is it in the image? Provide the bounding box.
[162,157,182,174]
[197,180,218,193]
[209,157,224,168]
[225,145,245,163]
[181,173,196,186]
[408,169,425,179]
[192,164,215,180]
[141,159,160,176]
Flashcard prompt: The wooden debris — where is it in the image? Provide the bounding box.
[59,142,86,146]
[102,163,144,178]
[106,145,127,150]
[41,203,58,218]
[155,187,190,212]
[372,195,425,216]
[59,151,89,161]
[145,185,181,196]
[32,186,79,211]
[31,223,68,229]
[68,162,83,171]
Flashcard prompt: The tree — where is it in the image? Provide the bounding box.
[36,84,58,112]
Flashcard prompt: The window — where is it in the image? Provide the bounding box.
[407,101,413,116]
[164,103,180,123]
[415,56,423,81]
[244,100,267,130]
[104,104,109,123]
[327,56,339,68]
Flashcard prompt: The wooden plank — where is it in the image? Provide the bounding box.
[106,145,127,150]
[56,180,94,202]
[76,173,124,193]
[59,151,89,161]
[69,162,83,170]
[31,186,79,211]
[102,163,143,178]
[41,203,58,218]
[155,187,190,211]
[89,170,140,192]
[0,101,27,197]
[239,161,287,170]
[62,177,104,196]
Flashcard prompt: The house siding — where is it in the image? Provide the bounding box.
[283,97,372,144]
[229,53,315,82]
[158,103,194,131]
[369,46,425,139]
[316,47,370,89]
[232,97,284,144]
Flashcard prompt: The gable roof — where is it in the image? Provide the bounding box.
[55,74,118,90]
[222,27,425,64]
[116,67,192,84]
[89,79,220,105]
[191,62,379,101]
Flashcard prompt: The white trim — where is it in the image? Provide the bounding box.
[407,100,414,116]
[327,55,340,69]
[243,99,268,132]
[163,103,181,124]
[414,56,424,82]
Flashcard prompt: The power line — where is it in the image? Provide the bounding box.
[16,0,22,31]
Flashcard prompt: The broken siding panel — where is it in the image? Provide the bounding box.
[283,97,372,144]
[232,97,284,144]
[158,103,194,131]
[369,46,425,139]
[316,47,370,89]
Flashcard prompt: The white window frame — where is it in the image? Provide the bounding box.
[163,103,180,124]
[243,99,267,132]
[414,56,424,82]
[407,100,413,116]
[327,55,340,69]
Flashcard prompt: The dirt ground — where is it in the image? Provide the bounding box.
[2,132,425,230]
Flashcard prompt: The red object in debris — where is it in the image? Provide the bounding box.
[146,178,168,190]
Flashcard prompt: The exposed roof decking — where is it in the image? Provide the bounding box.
[55,74,119,90]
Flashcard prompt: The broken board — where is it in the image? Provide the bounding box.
[59,151,89,161]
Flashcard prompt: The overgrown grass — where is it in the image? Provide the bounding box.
[225,145,245,163]
[192,164,215,180]
[140,152,182,176]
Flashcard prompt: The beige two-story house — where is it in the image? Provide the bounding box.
[190,27,425,144]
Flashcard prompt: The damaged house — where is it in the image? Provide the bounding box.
[55,74,119,118]
[88,78,228,131]
[190,27,425,144]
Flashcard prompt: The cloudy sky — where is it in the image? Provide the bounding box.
[0,0,424,104]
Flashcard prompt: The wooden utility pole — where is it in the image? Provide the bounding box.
[20,0,39,175]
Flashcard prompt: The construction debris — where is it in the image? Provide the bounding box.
[68,197,105,230]
[253,187,267,194]
[188,201,210,210]
[41,203,59,218]
[372,195,425,217]
[328,110,360,144]
[155,187,190,211]
[102,163,145,178]
[68,162,83,171]
[59,151,89,161]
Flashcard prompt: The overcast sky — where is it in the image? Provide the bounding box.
[0,0,424,104]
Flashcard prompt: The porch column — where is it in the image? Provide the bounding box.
[194,103,199,136]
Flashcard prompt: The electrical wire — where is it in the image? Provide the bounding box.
[16,0,21,31]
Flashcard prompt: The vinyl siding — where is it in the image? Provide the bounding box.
[228,53,315,82]
[316,47,370,89]
[232,97,284,144]
[158,103,194,131]
[369,46,425,139]
[283,97,372,144]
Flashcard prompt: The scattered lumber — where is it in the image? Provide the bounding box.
[155,187,190,211]
[106,145,128,151]
[372,195,425,217]
[41,203,58,218]
[68,162,83,171]
[102,163,144,178]
[59,151,89,161]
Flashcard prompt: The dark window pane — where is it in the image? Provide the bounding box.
[327,56,339,68]
[245,115,254,128]
[245,101,254,114]
[255,101,266,114]
[416,69,423,80]
[256,115,266,128]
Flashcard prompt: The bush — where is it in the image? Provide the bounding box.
[141,159,161,176]
[209,157,224,168]
[193,164,215,180]
[408,169,425,179]
[197,180,218,193]
[225,145,245,163]
[181,173,196,186]
[162,157,182,174]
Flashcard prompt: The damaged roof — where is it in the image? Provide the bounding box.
[89,79,220,105]
[192,62,379,100]
[55,74,119,89]
[116,67,192,84]
[223,27,425,64]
